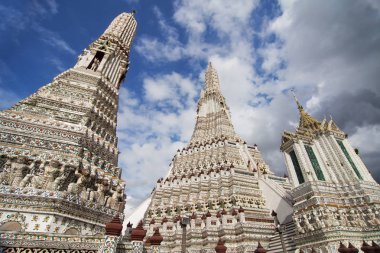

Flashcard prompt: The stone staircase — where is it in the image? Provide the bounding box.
[268,220,298,253]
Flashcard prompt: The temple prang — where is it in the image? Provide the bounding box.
[0,12,137,250]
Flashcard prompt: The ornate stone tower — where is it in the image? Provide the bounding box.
[140,63,292,253]
[0,12,136,242]
[280,93,380,252]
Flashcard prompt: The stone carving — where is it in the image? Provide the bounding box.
[0,158,12,184]
[67,166,93,197]
[295,217,305,234]
[367,208,380,226]
[301,214,314,232]
[90,179,109,205]
[90,58,100,71]
[10,156,30,187]
[106,183,124,210]
[337,209,349,226]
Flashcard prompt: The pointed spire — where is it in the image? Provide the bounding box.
[291,89,303,112]
[190,63,238,143]
[205,61,221,92]
[290,89,320,131]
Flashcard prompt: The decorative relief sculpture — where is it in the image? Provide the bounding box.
[90,58,100,71]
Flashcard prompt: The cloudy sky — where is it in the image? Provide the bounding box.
[1,0,380,216]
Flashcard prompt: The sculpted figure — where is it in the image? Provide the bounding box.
[10,156,30,187]
[348,210,360,227]
[19,175,33,187]
[302,214,314,232]
[322,208,333,227]
[67,166,91,195]
[90,179,109,206]
[90,58,100,71]
[0,158,12,184]
[105,183,124,210]
[337,210,348,227]
[295,217,305,234]
[367,209,380,226]
[81,187,91,202]
[50,164,75,191]
[356,210,367,227]
[331,210,340,226]
[30,161,47,189]
[313,210,325,229]
[44,160,63,190]
[373,208,380,220]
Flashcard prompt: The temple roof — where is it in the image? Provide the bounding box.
[281,91,345,146]
[292,91,321,131]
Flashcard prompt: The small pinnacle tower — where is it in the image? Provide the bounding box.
[280,92,380,252]
[138,63,293,252]
[0,12,136,247]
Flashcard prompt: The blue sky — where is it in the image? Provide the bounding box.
[1,0,380,215]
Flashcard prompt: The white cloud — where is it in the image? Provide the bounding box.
[0,88,19,110]
[0,4,25,31]
[350,125,380,154]
[33,24,76,55]
[118,73,201,206]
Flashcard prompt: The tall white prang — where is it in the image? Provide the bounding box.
[133,63,294,252]
[0,12,137,250]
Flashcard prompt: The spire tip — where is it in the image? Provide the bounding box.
[290,88,303,111]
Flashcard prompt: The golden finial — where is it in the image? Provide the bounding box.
[290,88,303,111]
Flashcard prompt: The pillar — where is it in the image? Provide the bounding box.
[99,216,123,253]
[238,206,245,222]
[150,228,164,253]
[130,220,147,253]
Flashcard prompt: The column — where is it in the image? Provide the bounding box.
[130,221,147,253]
[150,228,164,253]
[342,139,375,182]
[238,206,245,222]
[99,216,123,253]
[293,142,313,182]
[283,152,297,187]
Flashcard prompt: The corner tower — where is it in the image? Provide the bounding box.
[280,92,380,252]
[0,12,136,247]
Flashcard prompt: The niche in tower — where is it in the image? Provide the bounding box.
[88,51,105,71]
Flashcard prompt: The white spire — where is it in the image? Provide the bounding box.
[204,62,221,92]
[190,63,238,143]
